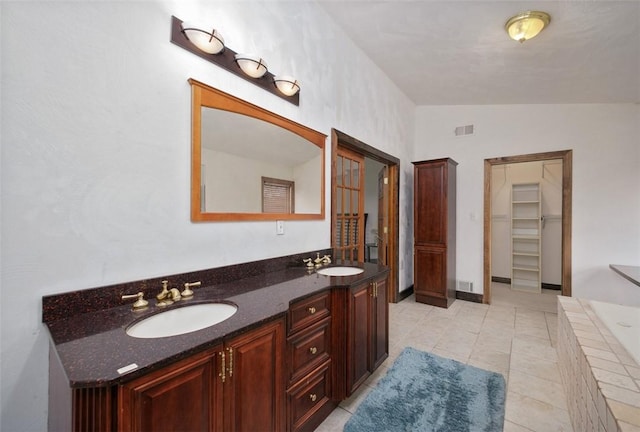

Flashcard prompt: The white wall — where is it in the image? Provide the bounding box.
[0,1,415,430]
[415,104,640,307]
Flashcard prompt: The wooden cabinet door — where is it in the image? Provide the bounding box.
[347,282,371,395]
[224,318,285,432]
[371,277,388,371]
[414,161,447,245]
[415,246,450,307]
[119,346,222,432]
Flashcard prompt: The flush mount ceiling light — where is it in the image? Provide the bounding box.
[234,54,268,78]
[180,22,225,54]
[274,76,300,96]
[505,11,551,43]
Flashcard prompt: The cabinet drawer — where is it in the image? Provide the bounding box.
[287,318,331,384]
[287,361,332,432]
[288,291,331,335]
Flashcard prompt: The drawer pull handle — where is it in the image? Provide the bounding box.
[309,347,317,355]
[308,307,316,314]
[309,393,317,402]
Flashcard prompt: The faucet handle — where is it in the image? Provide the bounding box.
[182,281,201,298]
[122,292,149,311]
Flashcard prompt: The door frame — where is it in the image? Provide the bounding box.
[331,129,401,303]
[483,149,573,303]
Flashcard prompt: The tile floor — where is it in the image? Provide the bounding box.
[315,283,575,431]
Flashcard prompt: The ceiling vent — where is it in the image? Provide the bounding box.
[454,124,474,137]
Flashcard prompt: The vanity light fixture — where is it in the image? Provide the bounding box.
[180,22,225,54]
[234,54,268,78]
[170,16,299,105]
[274,76,300,96]
[505,11,551,43]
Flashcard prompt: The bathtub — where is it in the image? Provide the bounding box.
[557,297,640,431]
[590,300,640,366]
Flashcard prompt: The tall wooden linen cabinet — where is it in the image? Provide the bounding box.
[413,158,457,308]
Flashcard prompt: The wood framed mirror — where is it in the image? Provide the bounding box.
[189,79,326,221]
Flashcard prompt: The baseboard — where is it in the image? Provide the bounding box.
[396,285,414,302]
[491,276,510,284]
[491,276,562,291]
[455,291,483,303]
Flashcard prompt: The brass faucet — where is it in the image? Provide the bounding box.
[181,281,201,298]
[303,253,332,268]
[121,292,149,311]
[156,280,181,307]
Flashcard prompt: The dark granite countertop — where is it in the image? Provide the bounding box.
[45,262,388,388]
[610,264,640,287]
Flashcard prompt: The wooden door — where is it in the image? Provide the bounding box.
[224,318,285,432]
[414,161,447,246]
[414,246,448,307]
[371,277,388,370]
[377,166,388,265]
[119,346,221,432]
[334,147,365,262]
[346,282,371,395]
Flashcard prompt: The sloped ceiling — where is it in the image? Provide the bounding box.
[318,1,640,105]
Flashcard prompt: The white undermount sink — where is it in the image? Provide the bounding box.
[316,266,364,277]
[126,303,238,339]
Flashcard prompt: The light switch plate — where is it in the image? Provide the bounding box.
[276,220,284,235]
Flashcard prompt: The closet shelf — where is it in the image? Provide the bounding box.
[511,183,541,293]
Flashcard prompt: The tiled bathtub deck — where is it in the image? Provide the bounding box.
[558,297,640,432]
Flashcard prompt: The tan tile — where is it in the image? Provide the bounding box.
[314,406,351,432]
[510,354,562,383]
[430,347,470,364]
[619,421,640,432]
[583,346,620,363]
[626,365,640,380]
[509,370,568,409]
[512,335,557,361]
[600,382,640,407]
[592,367,639,392]
[579,337,614,351]
[469,347,511,370]
[587,355,630,375]
[503,420,535,431]
[609,399,640,427]
[505,391,574,432]
[338,383,372,414]
[574,329,606,342]
[467,357,509,380]
[515,324,552,341]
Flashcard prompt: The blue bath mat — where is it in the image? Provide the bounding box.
[344,347,506,432]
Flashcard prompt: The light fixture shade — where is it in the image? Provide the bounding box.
[274,75,300,96]
[181,22,225,54]
[234,54,268,78]
[505,11,551,43]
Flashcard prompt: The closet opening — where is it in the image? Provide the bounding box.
[483,150,573,304]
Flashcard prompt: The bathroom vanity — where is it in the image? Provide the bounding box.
[44,256,389,432]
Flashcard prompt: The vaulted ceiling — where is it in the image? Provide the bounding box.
[318,1,640,105]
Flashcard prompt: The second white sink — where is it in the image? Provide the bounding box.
[126,303,238,339]
[316,266,364,277]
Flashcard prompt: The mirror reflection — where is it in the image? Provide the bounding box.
[189,79,326,221]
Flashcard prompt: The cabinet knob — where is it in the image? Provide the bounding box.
[308,307,316,314]
[309,347,317,355]
[309,393,317,402]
